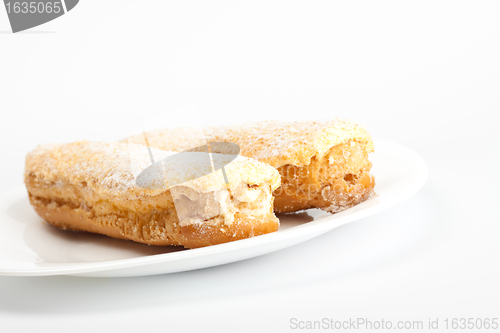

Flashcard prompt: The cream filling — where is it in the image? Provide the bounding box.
[216,189,234,225]
[170,184,270,227]
[235,190,272,217]
[234,188,260,202]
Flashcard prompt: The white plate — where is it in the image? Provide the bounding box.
[0,139,427,277]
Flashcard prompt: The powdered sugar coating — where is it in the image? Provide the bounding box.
[25,141,281,201]
[125,119,374,168]
[207,119,374,167]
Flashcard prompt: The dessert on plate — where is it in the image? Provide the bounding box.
[24,141,280,248]
[24,118,375,249]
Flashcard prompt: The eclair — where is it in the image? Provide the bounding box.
[125,119,375,214]
[24,141,281,248]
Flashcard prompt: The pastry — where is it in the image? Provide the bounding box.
[125,119,375,213]
[24,141,281,248]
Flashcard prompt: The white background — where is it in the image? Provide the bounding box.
[0,1,499,332]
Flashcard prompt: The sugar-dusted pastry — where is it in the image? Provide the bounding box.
[24,141,281,248]
[125,119,375,213]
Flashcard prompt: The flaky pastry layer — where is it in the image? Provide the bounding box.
[24,141,281,248]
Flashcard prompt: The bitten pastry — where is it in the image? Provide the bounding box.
[24,141,281,248]
[125,119,375,214]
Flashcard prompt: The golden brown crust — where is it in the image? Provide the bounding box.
[206,119,374,168]
[24,141,280,248]
[29,195,278,249]
[125,119,375,214]
[273,140,375,213]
